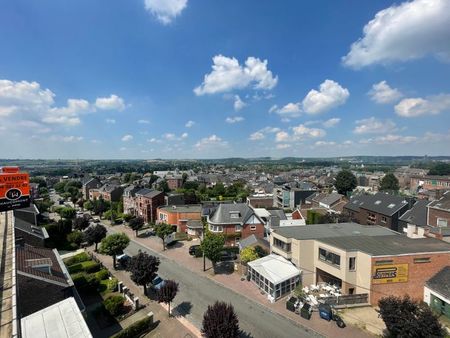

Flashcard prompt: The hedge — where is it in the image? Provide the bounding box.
[103,295,125,316]
[68,261,101,274]
[64,252,90,266]
[95,268,109,280]
[112,317,153,338]
[107,278,118,292]
[72,272,100,292]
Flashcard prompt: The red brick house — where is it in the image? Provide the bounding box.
[207,203,264,246]
[166,175,183,190]
[427,191,450,228]
[134,188,165,224]
[157,204,202,233]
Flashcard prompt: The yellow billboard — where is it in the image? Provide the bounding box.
[372,264,408,284]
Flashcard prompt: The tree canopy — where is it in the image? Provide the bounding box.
[57,207,76,220]
[126,251,160,295]
[201,231,225,271]
[378,295,445,338]
[240,247,259,264]
[202,301,239,338]
[156,280,179,316]
[334,170,357,195]
[428,162,450,176]
[380,173,400,191]
[84,224,107,251]
[154,223,174,250]
[129,217,145,236]
[99,233,130,268]
[73,215,90,231]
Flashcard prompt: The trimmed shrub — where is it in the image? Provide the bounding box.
[96,268,109,280]
[72,272,88,289]
[83,261,101,273]
[194,246,203,258]
[107,277,118,292]
[85,274,100,290]
[68,263,83,274]
[64,252,90,266]
[112,317,153,338]
[103,295,125,316]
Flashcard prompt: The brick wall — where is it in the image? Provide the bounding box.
[370,253,450,306]
[428,207,450,227]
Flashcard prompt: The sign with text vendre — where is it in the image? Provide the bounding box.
[0,166,30,212]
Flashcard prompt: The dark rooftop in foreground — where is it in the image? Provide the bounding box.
[426,266,450,300]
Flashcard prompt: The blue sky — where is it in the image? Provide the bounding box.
[0,0,449,159]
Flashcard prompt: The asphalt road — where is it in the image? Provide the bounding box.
[113,230,320,338]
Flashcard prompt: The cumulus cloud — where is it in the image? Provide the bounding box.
[49,135,84,142]
[275,124,326,143]
[195,134,228,149]
[275,102,302,118]
[343,0,450,68]
[302,80,349,114]
[138,119,150,124]
[144,0,187,25]
[249,126,280,141]
[95,94,125,111]
[314,141,336,147]
[121,134,133,142]
[276,144,291,150]
[322,118,341,128]
[194,55,278,95]
[369,81,403,104]
[249,132,265,141]
[163,132,188,141]
[233,95,246,111]
[354,117,397,134]
[359,134,418,145]
[225,116,244,124]
[395,94,450,117]
[185,120,195,128]
[275,131,290,142]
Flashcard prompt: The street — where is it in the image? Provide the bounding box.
[110,228,321,338]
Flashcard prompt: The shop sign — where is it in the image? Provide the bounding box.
[0,169,30,212]
[372,263,408,284]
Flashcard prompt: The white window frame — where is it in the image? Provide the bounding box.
[209,224,223,233]
[250,225,257,231]
[235,225,242,232]
[349,257,356,271]
[437,218,448,227]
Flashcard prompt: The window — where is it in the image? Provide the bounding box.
[230,211,240,219]
[375,260,393,266]
[235,225,242,232]
[273,238,291,252]
[318,248,341,267]
[414,257,431,264]
[349,257,356,271]
[381,216,387,224]
[437,218,448,227]
[250,225,257,231]
[209,224,223,232]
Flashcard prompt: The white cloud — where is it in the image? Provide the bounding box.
[369,81,403,104]
[49,135,84,142]
[148,138,162,143]
[268,104,278,113]
[194,55,278,95]
[275,102,302,118]
[106,118,116,124]
[249,132,265,141]
[395,94,450,117]
[322,118,341,128]
[233,95,246,111]
[225,116,244,124]
[163,133,176,140]
[354,117,397,134]
[195,134,228,149]
[314,141,336,147]
[360,134,418,145]
[144,0,187,25]
[292,124,326,138]
[275,131,290,142]
[260,126,280,133]
[302,80,349,114]
[95,94,125,111]
[138,119,150,124]
[121,134,133,142]
[181,132,188,139]
[185,120,195,128]
[276,144,291,150]
[343,0,450,68]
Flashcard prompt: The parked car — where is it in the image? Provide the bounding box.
[151,275,166,291]
[116,254,131,268]
[92,217,100,223]
[189,245,201,256]
[219,250,237,261]
[144,229,156,236]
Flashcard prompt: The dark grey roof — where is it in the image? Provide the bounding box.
[268,209,287,220]
[399,200,429,227]
[320,193,344,206]
[99,184,121,193]
[135,188,163,198]
[14,218,49,239]
[273,222,397,240]
[426,266,450,299]
[14,204,39,215]
[186,220,203,229]
[318,235,450,256]
[208,203,259,225]
[238,234,270,251]
[345,192,409,216]
[428,191,450,211]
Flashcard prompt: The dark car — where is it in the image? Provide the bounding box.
[219,250,237,261]
[152,275,166,291]
[116,254,131,268]
[189,245,201,256]
[144,229,156,236]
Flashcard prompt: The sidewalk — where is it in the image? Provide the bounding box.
[87,246,200,338]
[110,225,373,338]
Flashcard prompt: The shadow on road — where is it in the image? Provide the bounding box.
[172,301,193,317]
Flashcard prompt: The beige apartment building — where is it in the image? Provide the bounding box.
[270,223,450,305]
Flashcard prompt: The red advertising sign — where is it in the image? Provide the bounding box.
[0,169,31,212]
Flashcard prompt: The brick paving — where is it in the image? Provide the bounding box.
[87,246,200,338]
[110,224,374,338]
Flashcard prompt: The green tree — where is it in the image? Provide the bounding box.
[202,301,239,338]
[428,162,450,176]
[73,215,90,231]
[240,247,258,264]
[99,233,130,269]
[380,173,400,192]
[67,231,84,248]
[156,280,179,316]
[154,223,174,250]
[334,170,357,195]
[201,231,225,273]
[83,200,94,211]
[129,217,145,236]
[378,295,445,338]
[58,207,76,220]
[254,245,268,258]
[126,252,160,296]
[84,224,107,251]
[158,179,170,193]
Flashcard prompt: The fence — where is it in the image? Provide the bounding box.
[323,293,369,306]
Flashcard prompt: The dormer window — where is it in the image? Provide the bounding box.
[230,211,240,219]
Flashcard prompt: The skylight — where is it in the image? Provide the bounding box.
[387,203,396,208]
[374,200,381,205]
